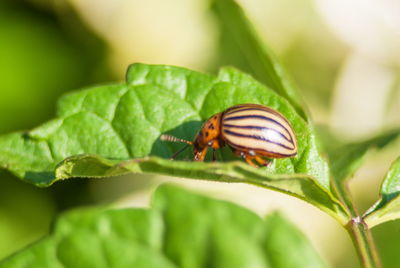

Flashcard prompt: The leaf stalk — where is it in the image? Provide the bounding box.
[332,180,381,268]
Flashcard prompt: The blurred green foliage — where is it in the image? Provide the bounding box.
[1,185,326,268]
[0,0,113,259]
[0,171,54,259]
[281,34,346,109]
[0,1,110,134]
[212,0,309,120]
[373,219,400,268]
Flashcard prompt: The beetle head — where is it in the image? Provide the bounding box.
[161,113,224,161]
[192,113,223,161]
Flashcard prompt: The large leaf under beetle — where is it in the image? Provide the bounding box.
[0,63,347,222]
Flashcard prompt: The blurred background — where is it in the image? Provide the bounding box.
[0,0,399,267]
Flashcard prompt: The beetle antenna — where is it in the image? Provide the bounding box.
[160,134,193,145]
[160,135,193,159]
[170,144,190,159]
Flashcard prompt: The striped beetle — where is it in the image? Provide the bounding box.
[161,104,297,167]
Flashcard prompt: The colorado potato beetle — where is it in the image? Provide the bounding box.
[161,104,297,167]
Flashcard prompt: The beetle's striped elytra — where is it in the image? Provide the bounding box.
[161,104,297,167]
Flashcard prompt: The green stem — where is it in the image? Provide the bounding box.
[332,181,381,268]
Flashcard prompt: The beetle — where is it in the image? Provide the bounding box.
[161,103,297,167]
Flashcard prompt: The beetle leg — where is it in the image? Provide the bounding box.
[254,156,270,167]
[244,155,258,168]
[231,149,259,168]
[212,149,217,162]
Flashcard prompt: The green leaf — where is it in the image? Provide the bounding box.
[154,184,270,268]
[0,208,175,268]
[212,0,308,120]
[321,128,400,182]
[0,63,344,220]
[263,212,327,268]
[0,184,326,268]
[363,157,400,228]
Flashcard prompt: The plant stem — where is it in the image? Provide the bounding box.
[332,181,381,268]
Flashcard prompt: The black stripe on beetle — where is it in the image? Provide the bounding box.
[223,129,295,150]
[224,107,294,127]
[222,124,293,143]
[223,115,294,141]
[224,106,293,125]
